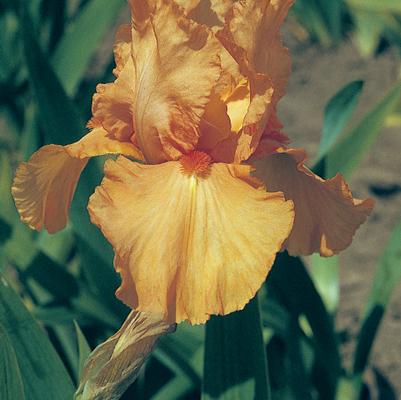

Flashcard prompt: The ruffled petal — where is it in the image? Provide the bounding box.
[252,128,290,160]
[258,148,375,256]
[12,145,88,234]
[67,127,144,161]
[88,156,294,324]
[12,128,143,234]
[91,58,135,143]
[197,92,231,150]
[184,0,233,29]
[129,0,221,163]
[216,0,293,162]
[113,24,132,77]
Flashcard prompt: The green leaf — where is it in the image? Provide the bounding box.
[316,0,343,42]
[33,306,85,326]
[24,252,79,300]
[0,218,11,244]
[286,321,314,400]
[76,236,127,318]
[292,0,333,47]
[310,255,340,314]
[72,290,123,330]
[4,223,37,269]
[268,253,341,400]
[53,323,81,382]
[353,221,401,377]
[156,323,204,386]
[19,2,122,312]
[151,374,194,400]
[52,0,125,96]
[202,296,270,400]
[0,274,75,399]
[0,325,25,400]
[350,9,384,57]
[372,368,397,400]
[260,294,291,338]
[347,0,401,13]
[0,150,17,226]
[317,80,364,161]
[74,321,91,379]
[326,81,401,178]
[0,11,21,81]
[19,103,41,160]
[38,227,75,264]
[20,3,83,146]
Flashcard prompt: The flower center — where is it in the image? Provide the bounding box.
[179,151,212,178]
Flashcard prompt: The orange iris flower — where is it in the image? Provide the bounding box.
[12,0,374,325]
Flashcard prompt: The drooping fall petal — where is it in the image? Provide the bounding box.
[88,156,294,324]
[128,0,221,163]
[12,145,87,234]
[75,311,175,400]
[12,128,143,234]
[217,0,293,162]
[258,148,375,257]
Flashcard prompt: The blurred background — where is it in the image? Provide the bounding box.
[1,1,401,399]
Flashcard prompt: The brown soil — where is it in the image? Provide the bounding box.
[278,34,401,396]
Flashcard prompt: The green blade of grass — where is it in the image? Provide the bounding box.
[316,0,343,42]
[19,2,123,315]
[202,296,270,400]
[0,151,17,226]
[24,252,79,300]
[352,221,401,382]
[0,274,75,399]
[151,374,194,400]
[326,81,401,179]
[310,255,340,314]
[347,0,401,13]
[0,325,25,400]
[0,151,15,244]
[268,253,341,400]
[19,2,83,145]
[73,321,91,379]
[156,323,204,387]
[286,320,314,400]
[292,0,333,47]
[350,9,384,57]
[317,80,364,162]
[260,295,291,338]
[52,0,125,96]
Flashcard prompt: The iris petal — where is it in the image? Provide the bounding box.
[258,148,375,256]
[88,156,294,324]
[12,128,143,234]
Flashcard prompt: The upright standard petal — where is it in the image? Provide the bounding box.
[217,0,293,162]
[183,0,233,29]
[258,148,375,256]
[12,128,143,234]
[112,24,132,77]
[90,58,136,143]
[88,155,294,324]
[129,0,221,163]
